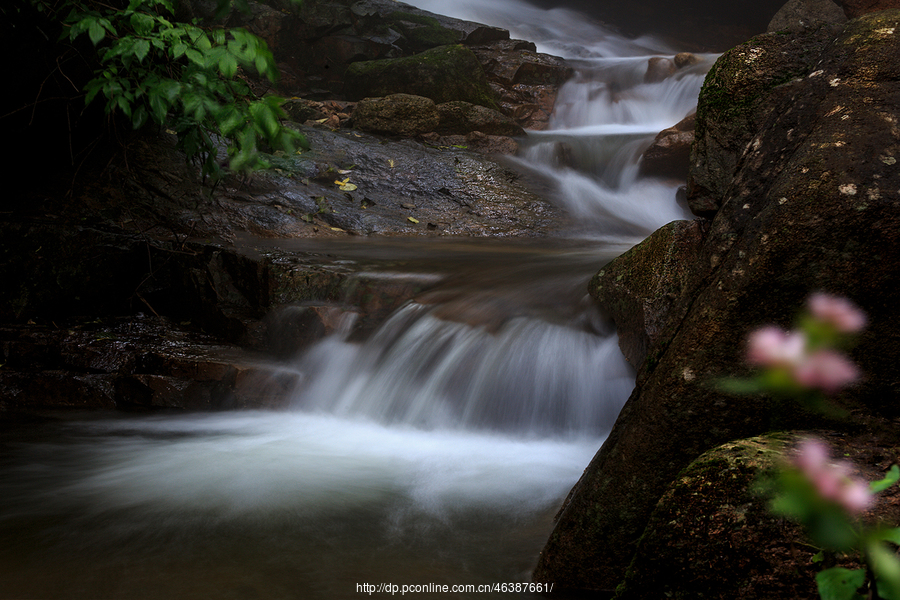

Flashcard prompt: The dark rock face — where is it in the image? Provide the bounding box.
[535,10,900,592]
[344,45,500,109]
[589,220,706,368]
[686,25,842,217]
[767,0,847,32]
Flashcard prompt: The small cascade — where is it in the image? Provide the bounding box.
[293,302,633,436]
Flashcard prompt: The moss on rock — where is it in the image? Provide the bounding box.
[343,45,499,110]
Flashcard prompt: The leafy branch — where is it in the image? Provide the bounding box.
[33,0,306,181]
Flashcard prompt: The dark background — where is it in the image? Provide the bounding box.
[526,0,791,51]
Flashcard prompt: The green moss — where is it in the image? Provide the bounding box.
[344,45,498,109]
[387,11,460,47]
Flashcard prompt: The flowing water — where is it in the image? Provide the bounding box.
[0,2,712,598]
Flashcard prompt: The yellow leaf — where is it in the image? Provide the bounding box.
[388,159,396,168]
[408,217,419,224]
[330,227,344,232]
[334,178,356,191]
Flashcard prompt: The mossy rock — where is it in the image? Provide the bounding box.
[385,11,461,48]
[615,434,821,600]
[687,25,841,216]
[344,44,499,110]
[589,219,706,367]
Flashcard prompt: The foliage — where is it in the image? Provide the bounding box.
[730,293,900,599]
[31,0,306,181]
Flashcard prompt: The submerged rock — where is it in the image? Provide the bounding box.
[639,113,697,181]
[536,10,900,592]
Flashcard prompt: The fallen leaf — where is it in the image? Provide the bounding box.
[334,178,357,191]
[407,217,419,224]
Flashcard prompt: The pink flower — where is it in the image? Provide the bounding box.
[808,293,867,333]
[793,438,873,515]
[793,350,861,394]
[746,326,807,368]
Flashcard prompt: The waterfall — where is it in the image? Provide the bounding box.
[0,3,713,597]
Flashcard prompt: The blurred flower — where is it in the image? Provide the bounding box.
[793,438,873,515]
[808,293,867,333]
[746,326,807,368]
[793,350,861,394]
[744,294,864,395]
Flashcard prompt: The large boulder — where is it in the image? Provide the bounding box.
[535,10,900,592]
[686,25,842,217]
[589,220,706,368]
[767,0,847,32]
[343,44,499,109]
[615,431,900,599]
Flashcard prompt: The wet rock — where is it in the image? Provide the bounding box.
[433,131,520,155]
[686,26,842,217]
[435,101,524,137]
[536,10,900,592]
[589,219,706,367]
[265,304,358,358]
[353,94,441,136]
[639,113,697,180]
[674,52,701,68]
[768,0,847,32]
[344,45,499,109]
[645,56,677,83]
[0,317,295,412]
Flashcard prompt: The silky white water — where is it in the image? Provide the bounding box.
[0,2,713,598]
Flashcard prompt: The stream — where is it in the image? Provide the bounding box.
[0,1,712,598]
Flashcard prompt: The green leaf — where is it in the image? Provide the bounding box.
[218,52,238,78]
[869,542,900,600]
[872,527,900,546]
[185,48,203,65]
[132,105,149,129]
[115,94,132,117]
[88,19,105,45]
[815,567,866,600]
[172,41,187,59]
[249,102,279,139]
[149,90,170,123]
[130,12,155,36]
[218,107,244,137]
[133,39,151,62]
[871,465,900,494]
